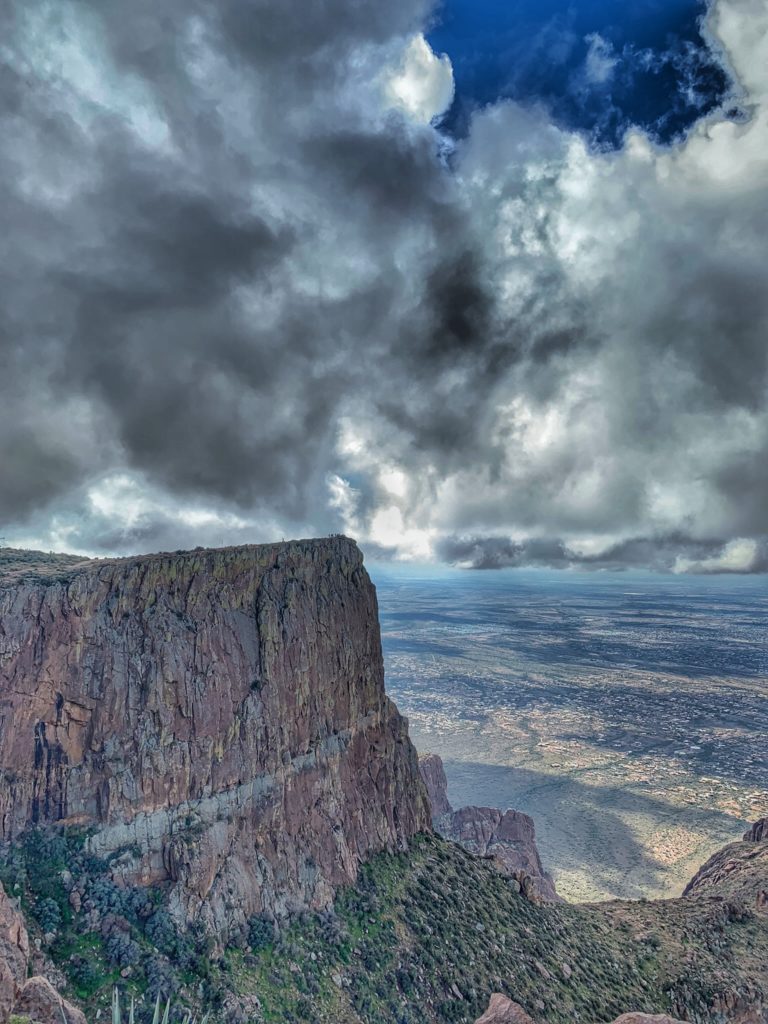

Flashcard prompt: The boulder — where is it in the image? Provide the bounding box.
[14,977,86,1024]
[474,994,538,1024]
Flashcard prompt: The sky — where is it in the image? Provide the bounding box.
[428,0,731,144]
[0,0,767,573]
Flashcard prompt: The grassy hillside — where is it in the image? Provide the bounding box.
[2,830,766,1024]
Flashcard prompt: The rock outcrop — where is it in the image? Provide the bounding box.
[419,753,453,817]
[419,753,558,902]
[0,538,431,936]
[474,994,538,1024]
[746,818,768,843]
[473,996,686,1024]
[683,815,768,907]
[13,976,86,1024]
[447,806,559,902]
[0,882,83,1024]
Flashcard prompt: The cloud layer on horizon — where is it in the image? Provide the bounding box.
[0,0,766,573]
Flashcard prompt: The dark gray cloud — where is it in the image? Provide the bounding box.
[0,0,766,571]
[438,535,768,574]
[0,0,459,529]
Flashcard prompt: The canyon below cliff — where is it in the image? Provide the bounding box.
[0,539,765,1024]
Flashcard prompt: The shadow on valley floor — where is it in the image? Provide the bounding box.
[440,758,749,901]
[377,575,768,680]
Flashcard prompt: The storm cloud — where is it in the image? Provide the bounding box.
[0,0,766,571]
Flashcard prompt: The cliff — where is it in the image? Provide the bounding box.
[0,538,431,935]
[1,540,765,1024]
[419,753,453,817]
[0,881,84,1024]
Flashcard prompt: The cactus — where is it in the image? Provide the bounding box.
[107,990,208,1024]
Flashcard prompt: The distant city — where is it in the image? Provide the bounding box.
[373,567,768,901]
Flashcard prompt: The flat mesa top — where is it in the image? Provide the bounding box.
[0,536,359,588]
[0,548,92,585]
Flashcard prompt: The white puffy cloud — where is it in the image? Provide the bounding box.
[384,34,455,123]
[675,538,761,574]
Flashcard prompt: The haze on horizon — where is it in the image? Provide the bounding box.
[1,0,767,576]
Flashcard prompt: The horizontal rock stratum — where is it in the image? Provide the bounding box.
[0,538,431,935]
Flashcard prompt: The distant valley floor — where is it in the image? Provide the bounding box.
[375,568,768,902]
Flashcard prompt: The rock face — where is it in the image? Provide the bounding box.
[0,883,28,1024]
[419,753,453,817]
[419,754,558,902]
[683,815,768,907]
[447,806,559,902]
[0,538,431,935]
[13,976,87,1024]
[0,882,82,1024]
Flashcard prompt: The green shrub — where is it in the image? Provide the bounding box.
[68,955,99,992]
[36,897,62,934]
[247,914,274,952]
[105,933,141,968]
[88,878,125,916]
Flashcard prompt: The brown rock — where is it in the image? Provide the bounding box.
[0,885,28,984]
[0,538,431,938]
[474,1000,688,1024]
[417,754,558,902]
[745,818,768,843]
[0,960,14,1024]
[14,976,86,1024]
[611,1015,686,1024]
[0,883,29,1024]
[684,817,768,904]
[474,994,538,1024]
[419,753,453,817]
[447,805,558,902]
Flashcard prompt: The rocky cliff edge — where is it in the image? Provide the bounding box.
[0,538,431,937]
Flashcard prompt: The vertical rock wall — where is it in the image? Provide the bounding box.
[0,538,431,934]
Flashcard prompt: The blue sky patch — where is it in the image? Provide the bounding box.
[428,0,731,145]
